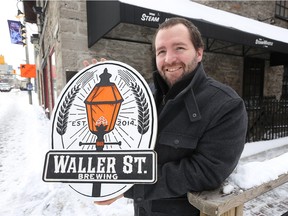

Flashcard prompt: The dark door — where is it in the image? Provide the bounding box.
[243,58,265,99]
[281,65,288,99]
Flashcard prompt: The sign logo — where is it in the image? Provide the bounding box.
[43,61,157,201]
[141,12,160,23]
[255,38,274,48]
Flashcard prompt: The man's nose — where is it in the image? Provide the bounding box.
[164,51,176,64]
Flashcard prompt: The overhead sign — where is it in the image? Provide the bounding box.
[7,20,23,45]
[43,61,158,201]
[20,64,36,78]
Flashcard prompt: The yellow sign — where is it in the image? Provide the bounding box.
[0,55,5,64]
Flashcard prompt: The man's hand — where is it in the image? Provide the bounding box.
[94,194,124,205]
[83,58,106,67]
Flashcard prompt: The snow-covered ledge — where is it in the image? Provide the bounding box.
[187,138,288,216]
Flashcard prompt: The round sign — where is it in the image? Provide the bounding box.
[46,61,157,201]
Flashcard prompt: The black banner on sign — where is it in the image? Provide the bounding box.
[43,150,157,184]
[132,7,172,28]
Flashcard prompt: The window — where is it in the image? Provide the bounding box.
[49,49,57,107]
[243,58,265,100]
[275,1,288,21]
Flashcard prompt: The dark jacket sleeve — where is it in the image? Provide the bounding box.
[125,97,247,201]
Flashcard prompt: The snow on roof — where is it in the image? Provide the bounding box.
[120,0,288,44]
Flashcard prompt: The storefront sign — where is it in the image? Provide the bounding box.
[43,61,158,200]
[255,38,274,48]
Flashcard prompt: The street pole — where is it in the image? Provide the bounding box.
[16,1,32,104]
[24,21,32,105]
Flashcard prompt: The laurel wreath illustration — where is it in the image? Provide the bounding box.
[119,70,150,148]
[55,68,150,149]
[56,84,81,148]
[130,82,150,134]
[55,70,94,149]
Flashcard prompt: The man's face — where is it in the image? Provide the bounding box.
[155,24,203,87]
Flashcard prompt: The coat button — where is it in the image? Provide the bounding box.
[136,197,143,202]
[139,207,146,215]
[192,113,197,118]
[174,139,180,145]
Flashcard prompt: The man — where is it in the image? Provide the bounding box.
[92,17,248,216]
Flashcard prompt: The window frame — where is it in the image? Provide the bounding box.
[275,0,288,21]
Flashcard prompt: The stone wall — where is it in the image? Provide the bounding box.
[59,0,88,85]
[194,1,274,21]
[39,0,286,110]
[39,0,61,109]
[202,53,243,95]
[58,2,155,86]
[89,23,156,82]
[194,0,285,98]
[264,64,284,100]
[195,1,287,28]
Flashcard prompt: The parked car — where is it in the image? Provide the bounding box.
[0,83,12,92]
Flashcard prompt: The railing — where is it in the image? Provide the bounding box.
[186,97,288,215]
[187,145,288,216]
[245,97,288,142]
[187,173,288,216]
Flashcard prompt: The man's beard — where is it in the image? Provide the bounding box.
[163,57,199,87]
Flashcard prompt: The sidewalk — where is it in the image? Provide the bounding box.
[244,182,288,215]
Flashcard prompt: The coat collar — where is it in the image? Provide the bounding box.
[154,63,207,122]
[182,63,207,122]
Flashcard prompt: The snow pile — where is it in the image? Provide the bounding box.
[229,152,288,190]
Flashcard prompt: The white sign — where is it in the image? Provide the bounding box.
[43,61,158,201]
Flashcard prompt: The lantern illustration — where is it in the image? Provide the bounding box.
[84,68,123,151]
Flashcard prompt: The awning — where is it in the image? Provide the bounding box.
[87,0,288,65]
[23,0,37,24]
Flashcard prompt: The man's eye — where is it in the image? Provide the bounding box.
[157,50,165,56]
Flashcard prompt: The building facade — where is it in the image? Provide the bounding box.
[24,1,288,125]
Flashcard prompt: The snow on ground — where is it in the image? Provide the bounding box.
[0,90,133,216]
[0,90,287,215]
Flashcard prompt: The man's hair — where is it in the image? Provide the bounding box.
[152,17,204,53]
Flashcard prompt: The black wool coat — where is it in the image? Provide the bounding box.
[125,63,248,216]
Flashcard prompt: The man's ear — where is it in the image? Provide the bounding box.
[196,48,204,62]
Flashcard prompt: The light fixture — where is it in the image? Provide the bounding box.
[20,23,26,39]
[20,23,25,30]
[30,34,40,45]
[16,9,24,19]
[21,30,26,36]
[16,0,25,19]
